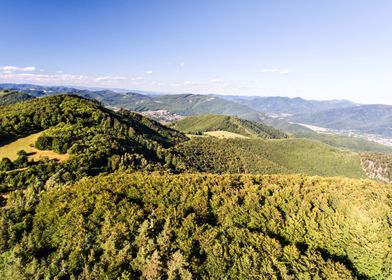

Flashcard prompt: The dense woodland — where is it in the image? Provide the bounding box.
[176,137,366,178]
[1,172,391,279]
[1,94,392,279]
[0,95,187,179]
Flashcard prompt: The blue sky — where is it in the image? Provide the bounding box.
[0,0,391,103]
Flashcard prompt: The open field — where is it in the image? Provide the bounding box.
[204,130,249,139]
[0,132,69,162]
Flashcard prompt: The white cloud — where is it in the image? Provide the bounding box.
[180,62,185,68]
[0,65,36,72]
[280,69,289,75]
[183,80,199,85]
[145,70,153,74]
[261,68,289,75]
[56,70,64,74]
[209,79,224,83]
[0,71,130,86]
[95,76,128,82]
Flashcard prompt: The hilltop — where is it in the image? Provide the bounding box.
[171,114,287,139]
[0,95,187,181]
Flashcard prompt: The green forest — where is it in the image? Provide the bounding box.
[172,114,287,139]
[1,95,392,279]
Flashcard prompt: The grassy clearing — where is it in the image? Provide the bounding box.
[0,132,69,162]
[204,130,249,139]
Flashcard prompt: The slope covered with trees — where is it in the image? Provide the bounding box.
[0,95,187,191]
[0,90,34,106]
[172,114,287,139]
[125,93,267,122]
[1,172,391,279]
[360,153,392,183]
[176,137,366,178]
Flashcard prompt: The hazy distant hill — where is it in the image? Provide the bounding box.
[216,95,356,116]
[292,104,392,136]
[172,114,287,139]
[0,83,149,106]
[0,90,34,106]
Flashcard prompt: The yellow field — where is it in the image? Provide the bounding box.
[0,132,69,162]
[204,130,249,139]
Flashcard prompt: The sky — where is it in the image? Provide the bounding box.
[0,0,392,104]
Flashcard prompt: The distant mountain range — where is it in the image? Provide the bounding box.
[3,83,392,137]
[213,94,357,116]
[0,84,267,122]
[291,104,392,137]
[124,93,267,122]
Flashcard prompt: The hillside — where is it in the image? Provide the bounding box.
[176,137,366,178]
[126,93,267,122]
[360,153,392,183]
[172,114,287,139]
[292,104,392,136]
[0,95,187,186]
[0,90,34,106]
[1,172,391,279]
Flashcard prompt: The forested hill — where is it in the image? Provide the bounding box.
[118,93,267,122]
[171,114,287,139]
[0,95,187,178]
[0,90,34,106]
[2,172,391,279]
[176,137,366,178]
